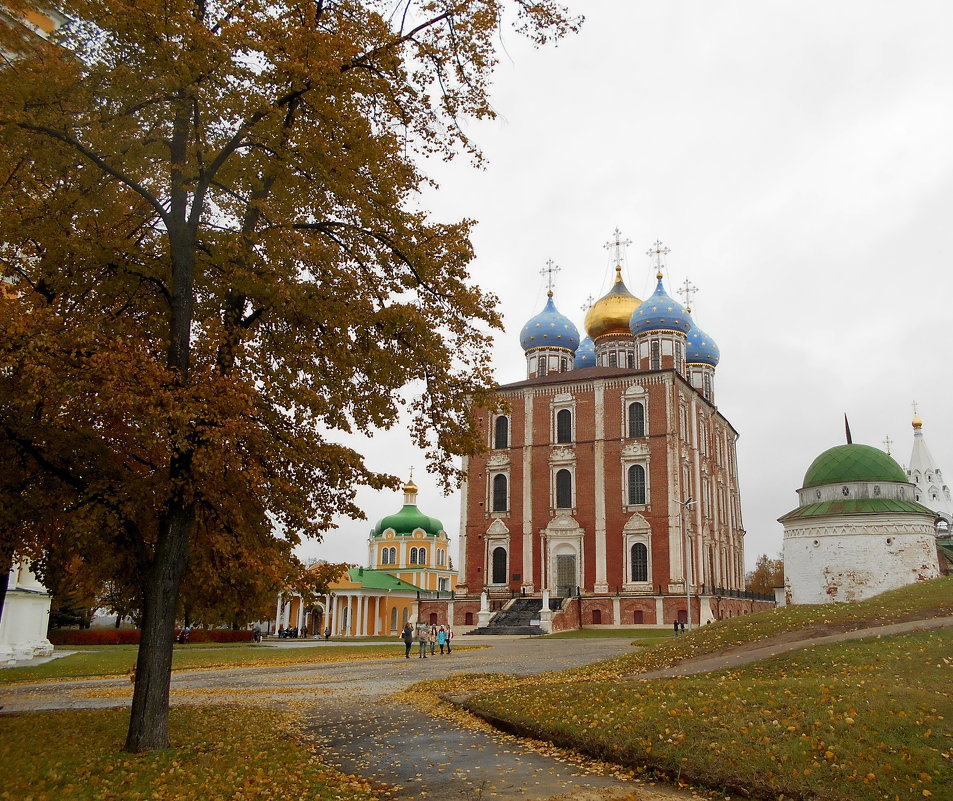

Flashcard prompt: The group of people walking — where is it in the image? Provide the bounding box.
[400,622,453,658]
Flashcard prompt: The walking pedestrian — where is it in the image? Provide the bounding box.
[680,620,686,634]
[673,619,679,636]
[400,622,414,658]
[324,627,331,641]
[437,625,447,654]
[428,624,437,655]
[446,625,453,654]
[417,624,428,658]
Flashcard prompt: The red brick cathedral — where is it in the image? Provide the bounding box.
[439,236,767,631]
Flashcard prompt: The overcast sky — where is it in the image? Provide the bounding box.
[299,0,953,573]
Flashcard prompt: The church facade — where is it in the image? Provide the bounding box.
[424,237,769,631]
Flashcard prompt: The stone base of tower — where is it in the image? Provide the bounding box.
[419,590,773,634]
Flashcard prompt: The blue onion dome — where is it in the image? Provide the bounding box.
[573,336,596,369]
[629,275,693,336]
[519,293,581,352]
[686,315,720,366]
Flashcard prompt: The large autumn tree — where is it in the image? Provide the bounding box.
[0,0,579,751]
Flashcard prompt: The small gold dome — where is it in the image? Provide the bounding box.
[584,266,642,340]
[913,414,923,430]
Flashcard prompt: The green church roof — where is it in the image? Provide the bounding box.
[371,504,444,538]
[802,444,907,488]
[779,497,935,523]
[347,568,422,591]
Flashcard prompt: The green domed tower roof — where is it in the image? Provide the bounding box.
[802,444,907,488]
[370,479,444,537]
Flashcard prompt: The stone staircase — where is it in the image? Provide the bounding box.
[466,597,559,635]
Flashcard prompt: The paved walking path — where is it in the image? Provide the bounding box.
[5,618,949,800]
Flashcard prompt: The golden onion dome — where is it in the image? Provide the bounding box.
[584,266,642,340]
[912,413,923,430]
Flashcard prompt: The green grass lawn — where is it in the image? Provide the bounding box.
[465,627,953,801]
[0,705,376,801]
[544,627,672,639]
[0,642,413,684]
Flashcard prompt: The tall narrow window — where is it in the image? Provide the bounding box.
[492,473,508,512]
[703,372,712,400]
[491,547,507,584]
[628,464,646,505]
[627,353,635,368]
[538,358,548,376]
[560,358,567,372]
[418,548,427,565]
[650,340,660,370]
[675,341,683,373]
[608,352,618,367]
[631,543,648,582]
[494,416,509,449]
[628,402,645,438]
[409,547,418,564]
[556,409,572,443]
[555,469,572,508]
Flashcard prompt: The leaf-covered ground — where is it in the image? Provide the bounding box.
[404,578,953,801]
[0,705,379,801]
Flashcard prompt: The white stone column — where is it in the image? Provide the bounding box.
[358,595,367,636]
[274,596,283,635]
[458,454,469,587]
[522,392,534,591]
[594,384,608,592]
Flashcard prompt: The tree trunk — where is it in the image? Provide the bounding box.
[123,500,194,752]
[0,545,12,634]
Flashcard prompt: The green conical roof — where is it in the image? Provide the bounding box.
[803,444,907,488]
[371,504,443,537]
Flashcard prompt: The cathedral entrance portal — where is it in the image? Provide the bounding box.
[555,554,577,597]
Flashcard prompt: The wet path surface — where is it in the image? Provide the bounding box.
[1,637,679,800]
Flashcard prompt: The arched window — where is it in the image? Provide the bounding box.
[380,547,389,565]
[628,464,646,505]
[492,474,508,512]
[650,340,660,370]
[418,548,427,565]
[491,547,507,584]
[628,402,645,438]
[556,409,572,443]
[409,547,418,564]
[389,547,397,565]
[494,416,509,449]
[555,469,572,509]
[390,607,398,631]
[631,542,648,582]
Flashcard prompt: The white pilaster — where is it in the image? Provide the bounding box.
[594,383,608,592]
[523,392,534,590]
[458,454,469,585]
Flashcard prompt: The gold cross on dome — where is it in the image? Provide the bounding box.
[540,259,561,294]
[677,278,698,312]
[581,294,595,313]
[912,400,920,417]
[646,239,670,274]
[883,435,893,455]
[603,228,631,265]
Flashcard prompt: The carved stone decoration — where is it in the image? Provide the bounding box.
[552,392,574,404]
[545,511,582,534]
[621,441,649,458]
[623,384,645,396]
[623,511,650,533]
[487,452,511,467]
[550,446,575,463]
[486,518,511,537]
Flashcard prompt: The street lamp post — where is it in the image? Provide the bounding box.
[675,496,696,630]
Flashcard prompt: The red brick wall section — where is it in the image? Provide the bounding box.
[582,597,615,625]
[549,597,580,632]
[619,598,658,625]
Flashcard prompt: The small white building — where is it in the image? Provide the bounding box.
[0,560,53,666]
[780,442,940,605]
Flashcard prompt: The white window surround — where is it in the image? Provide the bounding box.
[623,533,652,589]
[488,469,510,516]
[622,459,650,509]
[552,465,576,511]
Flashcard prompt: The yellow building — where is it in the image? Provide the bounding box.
[275,479,457,636]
